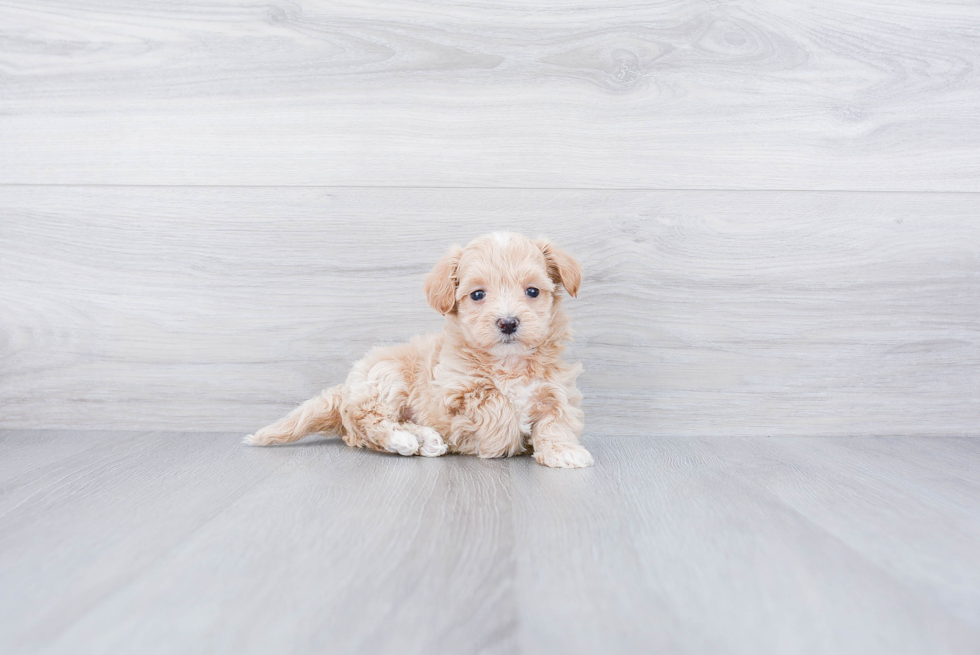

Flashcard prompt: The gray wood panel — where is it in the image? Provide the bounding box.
[0,429,285,649]
[706,437,980,629]
[1,187,978,435]
[1,431,978,654]
[512,436,980,653]
[1,1,979,189]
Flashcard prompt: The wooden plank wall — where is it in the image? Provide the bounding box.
[1,1,978,435]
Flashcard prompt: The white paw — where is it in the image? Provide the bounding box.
[534,445,595,469]
[387,430,420,457]
[416,427,448,458]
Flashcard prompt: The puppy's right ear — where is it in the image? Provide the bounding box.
[424,245,463,315]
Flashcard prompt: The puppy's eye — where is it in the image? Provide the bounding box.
[470,290,486,301]
[525,287,539,298]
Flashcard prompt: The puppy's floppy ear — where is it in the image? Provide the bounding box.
[536,238,582,298]
[424,245,463,315]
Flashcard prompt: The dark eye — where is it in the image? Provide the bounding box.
[470,290,486,301]
[525,287,539,298]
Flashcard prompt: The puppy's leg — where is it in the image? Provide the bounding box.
[529,386,593,469]
[399,422,448,457]
[342,373,447,458]
[245,385,344,446]
[344,418,430,457]
[344,415,447,458]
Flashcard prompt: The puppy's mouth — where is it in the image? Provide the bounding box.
[498,332,522,345]
[495,335,536,356]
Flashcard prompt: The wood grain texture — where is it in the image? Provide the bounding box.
[1,187,978,435]
[706,437,980,629]
[1,431,979,654]
[29,438,518,655]
[0,430,284,650]
[1,1,979,189]
[512,436,980,653]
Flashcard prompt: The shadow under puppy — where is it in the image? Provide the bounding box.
[245,232,593,468]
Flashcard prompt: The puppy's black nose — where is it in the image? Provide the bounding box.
[497,317,520,335]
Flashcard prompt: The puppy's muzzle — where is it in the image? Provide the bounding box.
[496,317,520,335]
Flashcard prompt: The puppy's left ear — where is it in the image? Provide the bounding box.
[424,245,463,315]
[536,239,582,298]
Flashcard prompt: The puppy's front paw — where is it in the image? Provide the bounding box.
[534,445,594,469]
[386,430,421,457]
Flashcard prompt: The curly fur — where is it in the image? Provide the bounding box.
[245,232,593,468]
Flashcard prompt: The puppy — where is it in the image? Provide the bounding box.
[245,232,593,468]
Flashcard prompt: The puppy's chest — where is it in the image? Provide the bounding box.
[442,373,541,435]
[495,378,540,435]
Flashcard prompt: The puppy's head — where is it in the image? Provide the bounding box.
[424,232,581,355]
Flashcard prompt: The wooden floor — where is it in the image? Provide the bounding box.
[2,430,978,654]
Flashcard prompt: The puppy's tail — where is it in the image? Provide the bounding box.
[244,385,345,446]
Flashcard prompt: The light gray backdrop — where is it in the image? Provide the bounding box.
[1,1,978,436]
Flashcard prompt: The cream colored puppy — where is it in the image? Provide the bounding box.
[245,232,593,468]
